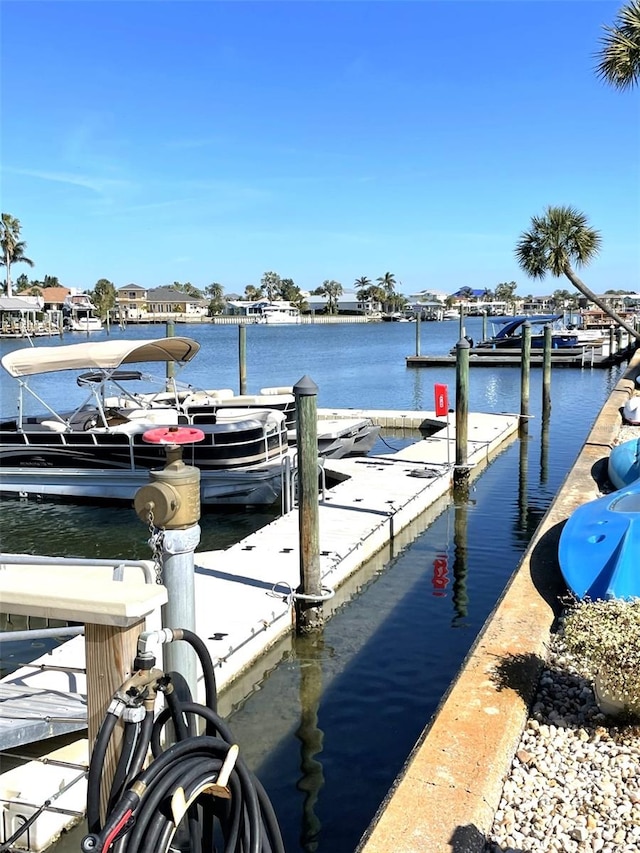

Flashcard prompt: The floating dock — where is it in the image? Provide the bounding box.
[406,342,637,368]
[0,407,519,849]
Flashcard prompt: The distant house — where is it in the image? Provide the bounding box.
[116,284,147,319]
[115,285,208,320]
[21,286,71,311]
[306,291,382,315]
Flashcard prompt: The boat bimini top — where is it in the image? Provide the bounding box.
[1,337,201,378]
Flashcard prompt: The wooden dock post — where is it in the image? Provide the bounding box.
[165,320,175,381]
[609,325,616,357]
[294,375,323,633]
[454,338,470,487]
[482,311,487,343]
[238,324,247,395]
[542,324,552,416]
[520,321,531,425]
[415,310,421,356]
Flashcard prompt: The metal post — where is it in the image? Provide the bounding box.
[542,324,552,417]
[454,338,470,487]
[415,310,421,356]
[158,526,201,694]
[520,321,531,424]
[482,311,487,343]
[609,325,616,357]
[239,324,247,395]
[293,375,323,633]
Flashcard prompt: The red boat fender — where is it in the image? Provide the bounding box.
[142,426,205,445]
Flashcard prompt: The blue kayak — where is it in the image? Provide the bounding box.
[558,479,640,600]
[608,438,640,490]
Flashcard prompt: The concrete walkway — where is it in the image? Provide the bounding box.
[356,355,640,853]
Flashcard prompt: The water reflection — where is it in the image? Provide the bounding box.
[295,635,326,852]
[540,409,550,485]
[518,421,529,534]
[452,488,469,625]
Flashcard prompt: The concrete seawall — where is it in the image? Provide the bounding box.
[357,353,640,853]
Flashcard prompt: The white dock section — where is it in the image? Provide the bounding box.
[193,409,519,694]
[0,409,517,850]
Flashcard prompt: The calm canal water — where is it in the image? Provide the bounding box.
[0,319,626,852]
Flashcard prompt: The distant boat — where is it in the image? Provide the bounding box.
[608,438,640,490]
[63,294,103,332]
[442,309,460,321]
[257,301,301,324]
[475,314,579,349]
[558,480,640,600]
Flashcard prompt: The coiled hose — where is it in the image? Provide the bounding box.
[81,628,285,853]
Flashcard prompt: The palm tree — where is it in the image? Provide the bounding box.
[354,276,371,289]
[376,272,396,313]
[515,205,640,341]
[595,1,640,90]
[1,213,34,298]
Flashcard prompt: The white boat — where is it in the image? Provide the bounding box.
[63,295,103,332]
[0,337,289,506]
[257,301,301,324]
[129,384,381,460]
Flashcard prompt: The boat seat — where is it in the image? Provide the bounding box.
[260,386,294,395]
[37,420,68,433]
[121,407,179,425]
[182,390,234,407]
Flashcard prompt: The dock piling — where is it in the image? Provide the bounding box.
[542,325,551,416]
[165,321,175,381]
[454,338,470,486]
[293,376,323,634]
[239,324,247,395]
[520,322,531,424]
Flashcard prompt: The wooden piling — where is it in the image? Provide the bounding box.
[166,320,175,381]
[294,376,323,633]
[415,311,421,357]
[454,338,470,486]
[238,324,247,395]
[520,321,531,423]
[542,324,551,416]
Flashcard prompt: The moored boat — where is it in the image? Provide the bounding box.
[0,337,289,506]
[63,294,103,332]
[558,479,640,600]
[475,314,579,350]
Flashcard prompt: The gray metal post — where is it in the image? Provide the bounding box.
[482,311,487,343]
[415,310,421,356]
[293,375,323,633]
[542,324,552,416]
[454,337,470,486]
[160,525,201,695]
[238,324,247,395]
[520,322,531,423]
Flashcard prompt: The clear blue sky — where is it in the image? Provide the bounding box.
[2,1,639,298]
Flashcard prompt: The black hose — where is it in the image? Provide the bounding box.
[81,630,285,853]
